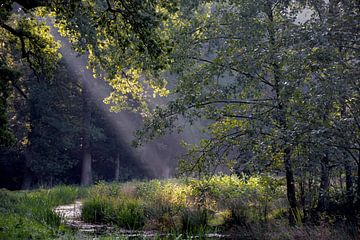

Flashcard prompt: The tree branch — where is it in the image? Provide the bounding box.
[189,56,274,87]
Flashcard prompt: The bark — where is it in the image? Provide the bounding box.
[300,174,307,220]
[80,87,92,186]
[340,99,354,207]
[284,148,298,225]
[114,151,120,181]
[357,151,360,207]
[317,154,330,212]
[344,159,354,205]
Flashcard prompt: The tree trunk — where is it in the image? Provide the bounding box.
[284,148,298,225]
[344,159,353,205]
[357,151,360,207]
[317,154,330,212]
[22,104,36,190]
[81,87,92,186]
[21,150,32,190]
[266,2,297,225]
[300,173,307,221]
[114,151,120,181]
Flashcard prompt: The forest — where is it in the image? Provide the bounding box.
[0,0,359,239]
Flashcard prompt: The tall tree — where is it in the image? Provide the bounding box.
[138,0,360,223]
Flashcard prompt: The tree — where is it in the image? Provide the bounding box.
[0,0,179,187]
[138,0,360,224]
[0,62,19,147]
[0,0,178,144]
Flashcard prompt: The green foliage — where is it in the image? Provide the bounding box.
[81,196,111,224]
[0,61,19,147]
[136,0,360,225]
[0,213,53,240]
[82,195,145,230]
[180,208,207,233]
[113,198,145,230]
[0,186,86,240]
[0,0,359,236]
[1,180,358,239]
[43,0,177,112]
[81,176,285,234]
[0,0,177,188]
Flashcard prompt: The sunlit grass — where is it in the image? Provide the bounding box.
[80,174,287,235]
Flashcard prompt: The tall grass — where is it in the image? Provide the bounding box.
[0,185,87,240]
[81,195,145,230]
[80,175,288,236]
[2,176,358,239]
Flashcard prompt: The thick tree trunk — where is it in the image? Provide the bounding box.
[317,154,330,212]
[81,87,92,186]
[21,150,32,190]
[114,151,120,181]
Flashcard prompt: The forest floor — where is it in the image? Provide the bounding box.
[1,176,359,239]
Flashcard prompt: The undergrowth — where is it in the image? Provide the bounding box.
[0,185,87,240]
[80,175,287,236]
[1,176,358,239]
[79,176,359,239]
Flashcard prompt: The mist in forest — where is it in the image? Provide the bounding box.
[47,19,201,178]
